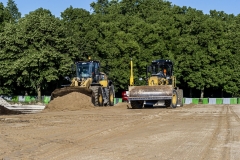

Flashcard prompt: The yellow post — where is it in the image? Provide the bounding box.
[130,58,134,86]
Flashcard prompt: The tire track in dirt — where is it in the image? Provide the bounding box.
[2,104,237,160]
[229,106,240,122]
[222,106,231,160]
[159,104,226,159]
[38,113,163,160]
[51,106,201,160]
[0,104,215,160]
[228,105,240,159]
[2,114,137,158]
[6,112,155,159]
[0,113,110,159]
[201,105,231,160]
[165,105,211,159]
[200,105,223,159]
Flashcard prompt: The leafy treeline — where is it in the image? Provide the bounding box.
[0,0,240,99]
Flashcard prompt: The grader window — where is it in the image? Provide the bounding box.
[151,64,172,77]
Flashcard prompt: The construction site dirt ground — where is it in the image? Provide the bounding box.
[1,101,240,159]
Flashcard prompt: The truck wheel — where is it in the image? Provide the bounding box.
[91,86,99,106]
[98,87,104,106]
[103,88,109,106]
[171,90,178,108]
[131,101,143,109]
[177,89,183,107]
[109,86,114,106]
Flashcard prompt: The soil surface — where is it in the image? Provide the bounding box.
[1,98,240,159]
[45,92,93,112]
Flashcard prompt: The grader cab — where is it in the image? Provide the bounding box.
[128,59,183,109]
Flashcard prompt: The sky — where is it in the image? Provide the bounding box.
[0,0,239,18]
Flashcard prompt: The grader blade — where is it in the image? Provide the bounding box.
[128,85,173,101]
[51,86,92,100]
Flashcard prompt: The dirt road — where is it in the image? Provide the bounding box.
[1,103,240,160]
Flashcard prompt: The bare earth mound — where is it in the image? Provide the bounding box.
[45,92,94,111]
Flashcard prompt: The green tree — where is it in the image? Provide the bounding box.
[6,0,21,22]
[221,13,240,96]
[0,8,78,100]
[0,2,14,94]
[0,2,12,31]
[61,6,91,60]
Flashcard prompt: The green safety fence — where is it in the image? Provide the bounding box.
[238,98,240,104]
[43,96,51,104]
[25,96,36,103]
[230,98,237,104]
[192,98,199,104]
[12,96,19,103]
[114,98,122,104]
[3,95,240,105]
[216,98,223,104]
[202,98,208,104]
[1,95,51,104]
[25,96,50,104]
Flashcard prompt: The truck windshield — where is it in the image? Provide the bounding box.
[76,62,91,78]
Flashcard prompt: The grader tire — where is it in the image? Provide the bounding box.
[108,86,114,106]
[171,90,178,108]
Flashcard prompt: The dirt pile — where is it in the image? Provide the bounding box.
[45,92,94,111]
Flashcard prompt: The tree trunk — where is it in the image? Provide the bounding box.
[200,87,204,99]
[37,85,41,102]
[189,88,192,98]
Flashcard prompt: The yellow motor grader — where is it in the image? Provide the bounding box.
[128,59,183,109]
[51,60,115,106]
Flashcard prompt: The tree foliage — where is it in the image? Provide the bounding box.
[6,0,21,22]
[0,8,78,98]
[0,0,240,98]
